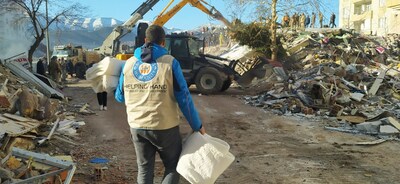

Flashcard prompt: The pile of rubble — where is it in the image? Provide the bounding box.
[244,30,400,139]
[0,61,91,183]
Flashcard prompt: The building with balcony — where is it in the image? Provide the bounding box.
[339,0,400,35]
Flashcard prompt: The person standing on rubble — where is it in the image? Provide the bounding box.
[115,25,206,184]
[305,14,310,28]
[283,13,290,27]
[219,32,225,46]
[300,13,306,29]
[329,13,337,28]
[291,13,297,30]
[311,12,316,28]
[319,11,324,28]
[290,13,295,30]
[48,56,61,83]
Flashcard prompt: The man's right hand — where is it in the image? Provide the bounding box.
[199,126,206,135]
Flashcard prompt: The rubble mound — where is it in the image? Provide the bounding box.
[242,30,400,138]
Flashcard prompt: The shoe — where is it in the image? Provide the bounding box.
[99,105,103,110]
[103,106,107,111]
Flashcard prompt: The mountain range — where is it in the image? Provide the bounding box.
[58,17,124,31]
[49,18,187,49]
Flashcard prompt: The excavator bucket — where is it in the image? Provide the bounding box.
[232,53,286,87]
[235,63,267,87]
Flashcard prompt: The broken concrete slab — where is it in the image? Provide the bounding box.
[379,125,399,134]
[350,93,364,102]
[356,121,382,133]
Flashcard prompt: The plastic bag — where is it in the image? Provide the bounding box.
[177,132,235,184]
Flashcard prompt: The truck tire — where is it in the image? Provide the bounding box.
[220,79,232,92]
[75,62,86,79]
[195,67,223,94]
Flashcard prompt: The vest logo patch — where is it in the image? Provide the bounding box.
[133,61,158,82]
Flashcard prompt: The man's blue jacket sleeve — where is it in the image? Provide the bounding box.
[172,59,202,131]
[114,63,125,103]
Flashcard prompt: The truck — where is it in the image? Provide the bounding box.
[51,44,101,79]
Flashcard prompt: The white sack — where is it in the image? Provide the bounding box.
[177,132,235,184]
[85,56,125,80]
[90,75,119,93]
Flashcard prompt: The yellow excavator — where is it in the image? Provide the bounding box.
[154,0,231,28]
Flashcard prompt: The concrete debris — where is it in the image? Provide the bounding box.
[1,60,64,99]
[0,61,83,181]
[356,121,382,133]
[242,30,400,140]
[3,147,76,184]
[379,125,400,134]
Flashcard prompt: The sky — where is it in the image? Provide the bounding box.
[77,0,339,30]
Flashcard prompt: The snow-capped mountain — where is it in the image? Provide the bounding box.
[49,19,184,49]
[57,17,124,31]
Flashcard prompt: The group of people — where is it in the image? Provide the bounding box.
[37,56,74,84]
[201,26,230,47]
[281,12,336,29]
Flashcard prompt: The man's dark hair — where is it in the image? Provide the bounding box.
[145,25,165,45]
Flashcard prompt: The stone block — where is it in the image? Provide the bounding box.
[356,121,382,133]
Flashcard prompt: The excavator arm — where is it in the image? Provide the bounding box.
[153,0,231,28]
[98,0,160,56]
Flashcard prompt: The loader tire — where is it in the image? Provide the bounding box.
[195,67,223,94]
[220,79,232,92]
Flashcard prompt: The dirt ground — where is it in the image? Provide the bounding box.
[62,80,400,184]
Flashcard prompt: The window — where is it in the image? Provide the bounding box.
[379,0,386,7]
[379,18,386,28]
[171,39,189,58]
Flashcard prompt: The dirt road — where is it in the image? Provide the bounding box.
[64,80,400,184]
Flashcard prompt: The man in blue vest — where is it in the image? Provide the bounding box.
[115,25,206,184]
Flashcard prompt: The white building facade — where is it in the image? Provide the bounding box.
[339,0,400,36]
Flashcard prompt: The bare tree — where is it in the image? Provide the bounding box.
[1,0,87,67]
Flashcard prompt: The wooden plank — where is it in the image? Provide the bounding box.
[0,121,40,136]
[369,69,386,96]
[387,117,400,131]
[0,115,12,122]
[3,113,35,122]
